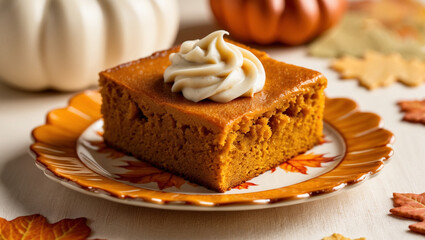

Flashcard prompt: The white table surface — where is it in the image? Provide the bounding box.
[1,1,425,239]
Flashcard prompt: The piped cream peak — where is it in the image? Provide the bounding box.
[164,30,265,103]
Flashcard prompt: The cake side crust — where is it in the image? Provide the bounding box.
[100,79,227,191]
[100,75,326,192]
[99,41,327,192]
[99,40,326,134]
[219,81,326,190]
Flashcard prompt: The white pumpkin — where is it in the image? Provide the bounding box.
[0,0,179,91]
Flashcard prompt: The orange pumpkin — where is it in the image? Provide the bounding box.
[209,0,348,45]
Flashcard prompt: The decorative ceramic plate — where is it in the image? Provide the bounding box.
[30,91,394,211]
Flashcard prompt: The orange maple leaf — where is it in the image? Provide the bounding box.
[280,153,336,174]
[322,233,365,240]
[319,135,331,145]
[233,182,258,190]
[398,99,425,125]
[0,214,92,240]
[117,161,186,190]
[390,192,425,235]
[88,140,125,159]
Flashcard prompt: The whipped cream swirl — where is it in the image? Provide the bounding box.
[163,30,265,103]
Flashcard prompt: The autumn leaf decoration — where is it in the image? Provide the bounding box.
[117,160,186,190]
[390,192,425,235]
[0,214,95,240]
[332,51,425,90]
[322,233,366,240]
[117,153,335,191]
[88,140,126,159]
[398,99,425,125]
[319,137,331,145]
[233,182,258,190]
[88,131,125,159]
[280,153,336,174]
[91,129,335,190]
[88,131,186,190]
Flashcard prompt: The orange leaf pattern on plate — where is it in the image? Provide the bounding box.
[319,137,331,145]
[88,140,125,159]
[117,153,335,190]
[30,91,395,208]
[233,182,258,190]
[0,214,92,240]
[390,192,425,235]
[280,153,336,174]
[398,99,425,125]
[117,160,186,190]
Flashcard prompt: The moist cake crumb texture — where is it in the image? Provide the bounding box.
[100,41,327,192]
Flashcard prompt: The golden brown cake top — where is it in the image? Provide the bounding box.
[100,41,326,132]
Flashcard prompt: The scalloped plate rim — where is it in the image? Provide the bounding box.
[32,155,388,211]
[29,91,394,211]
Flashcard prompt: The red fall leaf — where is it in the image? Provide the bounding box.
[0,214,92,240]
[398,99,425,125]
[233,182,258,190]
[390,192,425,235]
[88,140,125,159]
[87,130,126,159]
[91,130,187,190]
[280,153,336,174]
[117,160,186,190]
[319,135,331,145]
